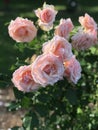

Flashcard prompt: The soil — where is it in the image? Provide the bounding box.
[0,86,25,130]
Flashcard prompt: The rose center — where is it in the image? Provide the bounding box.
[43,64,56,75]
[22,71,32,84]
[17,27,28,36]
[41,9,53,23]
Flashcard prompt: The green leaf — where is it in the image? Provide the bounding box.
[0,80,8,88]
[66,88,78,105]
[37,92,51,103]
[14,43,26,53]
[31,112,39,128]
[21,96,31,108]
[23,112,39,130]
[0,73,11,88]
[34,104,49,117]
[23,116,32,130]
[7,101,20,111]
[77,107,83,114]
[90,47,96,54]
[13,87,24,99]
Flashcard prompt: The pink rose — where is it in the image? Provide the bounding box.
[42,35,73,61]
[64,56,82,84]
[40,8,55,23]
[12,65,40,92]
[31,53,64,87]
[55,18,74,39]
[8,17,37,42]
[71,28,97,50]
[79,13,97,31]
[35,3,57,31]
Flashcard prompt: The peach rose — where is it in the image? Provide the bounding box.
[79,13,97,31]
[8,17,37,42]
[64,56,82,84]
[42,35,73,61]
[12,65,40,92]
[55,18,74,39]
[35,3,57,31]
[71,28,97,50]
[31,53,64,87]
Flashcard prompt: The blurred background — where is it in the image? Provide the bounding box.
[0,0,98,129]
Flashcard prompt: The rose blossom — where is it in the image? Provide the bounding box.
[64,55,82,84]
[8,17,37,42]
[12,65,40,92]
[71,13,98,51]
[31,53,64,87]
[79,13,97,31]
[71,28,97,50]
[54,18,74,39]
[34,3,57,31]
[42,35,73,61]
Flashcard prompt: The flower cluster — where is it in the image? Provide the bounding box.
[71,13,97,50]
[8,3,98,92]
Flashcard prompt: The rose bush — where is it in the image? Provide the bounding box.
[4,2,98,130]
[71,13,97,50]
[71,28,97,50]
